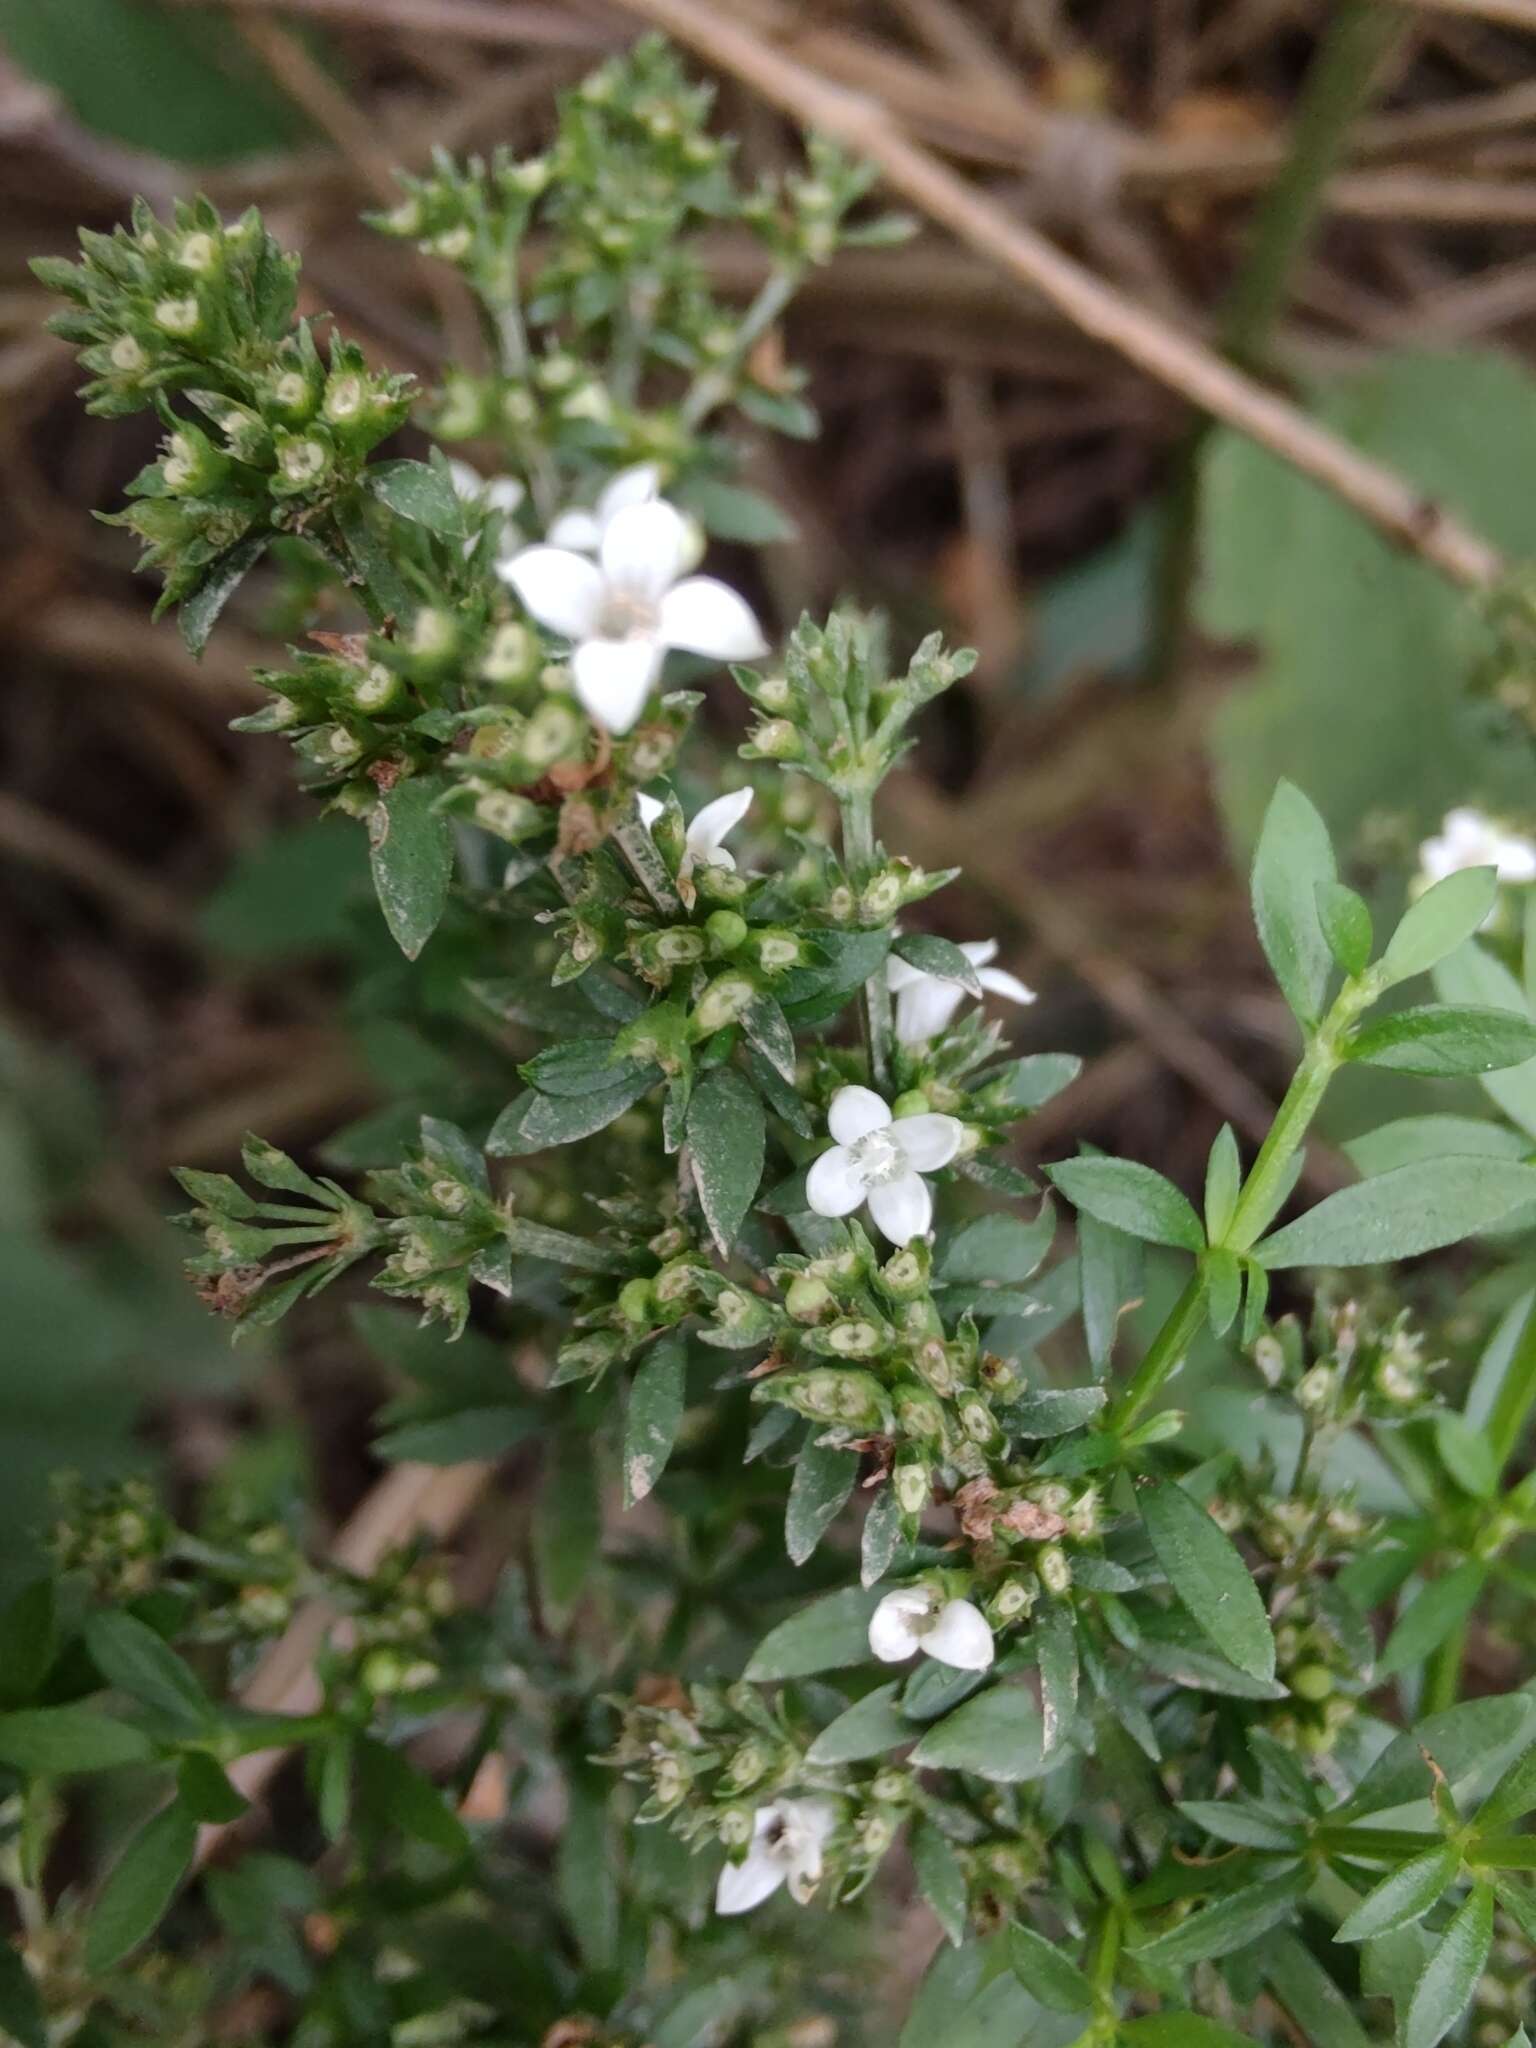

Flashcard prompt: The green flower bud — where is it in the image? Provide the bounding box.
[823,1318,883,1360]
[747,718,803,760]
[409,606,457,664]
[893,1385,946,1442]
[1290,1662,1335,1703]
[692,862,750,905]
[474,791,543,843]
[481,622,540,688]
[347,662,402,715]
[877,1241,931,1300]
[523,696,585,766]
[154,294,202,338]
[785,1274,833,1322]
[618,1277,655,1326]
[274,431,333,493]
[990,1576,1036,1622]
[706,909,749,955]
[745,928,809,973]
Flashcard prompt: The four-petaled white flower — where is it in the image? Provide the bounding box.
[637,786,752,876]
[547,462,662,551]
[806,1084,962,1245]
[715,1796,837,1916]
[1419,807,1536,919]
[868,1586,995,1671]
[500,496,767,736]
[887,938,1035,1047]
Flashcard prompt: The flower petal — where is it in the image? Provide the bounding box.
[601,499,689,599]
[893,979,965,1046]
[636,792,664,830]
[960,939,1000,968]
[783,1796,838,1851]
[571,636,662,734]
[687,786,753,860]
[715,1843,786,1916]
[868,1587,931,1662]
[548,508,602,551]
[977,965,1036,1006]
[922,1598,995,1671]
[827,1084,891,1147]
[658,576,768,661]
[892,1112,963,1173]
[805,1145,866,1219]
[484,475,524,516]
[448,458,485,500]
[500,545,604,638]
[597,462,662,522]
[866,1170,932,1246]
[884,955,926,993]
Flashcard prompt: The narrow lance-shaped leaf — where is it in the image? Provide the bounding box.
[1403,1882,1494,2048]
[785,1441,858,1567]
[686,1066,765,1256]
[622,1336,686,1508]
[1046,1156,1205,1252]
[1381,866,1498,987]
[368,774,454,960]
[1336,1843,1461,1944]
[1344,1004,1536,1078]
[1251,779,1336,1026]
[1141,1480,1275,1683]
[1006,1924,1092,2012]
[1257,1159,1536,1269]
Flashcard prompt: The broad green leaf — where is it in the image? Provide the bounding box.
[1378,1560,1487,1678]
[367,459,464,536]
[1004,1387,1106,1436]
[912,1817,969,1947]
[1134,1866,1308,1968]
[1250,779,1336,1026]
[1034,1600,1078,1753]
[1382,868,1498,986]
[1203,1124,1241,1241]
[1336,1843,1461,1943]
[1403,1883,1493,2048]
[892,932,983,995]
[1435,941,1536,1138]
[1475,1737,1536,1836]
[1260,1932,1373,2048]
[1130,1609,1287,1700]
[1256,1158,1536,1268]
[1006,1923,1092,2012]
[1317,880,1373,978]
[85,1612,211,1730]
[785,1441,857,1566]
[686,1066,765,1255]
[744,1586,883,1681]
[85,1799,197,1972]
[0,1579,56,1709]
[937,1206,1054,1286]
[622,1336,686,1508]
[356,1737,470,1858]
[368,775,453,960]
[1344,1004,1536,1077]
[0,1943,45,2048]
[1141,1480,1274,1683]
[1079,1212,1143,1375]
[910,1686,1052,1783]
[805,1681,912,1765]
[1347,1114,1528,1177]
[1046,1157,1204,1252]
[521,1039,650,1098]
[1121,2018,1255,2048]
[557,1764,619,1972]
[0,1705,154,1775]
[1341,1695,1536,1818]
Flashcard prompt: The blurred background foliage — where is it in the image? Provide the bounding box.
[3,0,1536,1790]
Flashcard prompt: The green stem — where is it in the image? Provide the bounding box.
[1145,0,1404,688]
[1105,1272,1208,1436]
[679,263,802,430]
[1225,1042,1337,1253]
[1423,1614,1468,1716]
[840,785,894,1091]
[1487,1292,1536,1473]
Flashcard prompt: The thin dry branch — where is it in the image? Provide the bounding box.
[609,0,1508,597]
[1391,0,1536,28]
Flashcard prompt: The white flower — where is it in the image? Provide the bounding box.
[500,496,767,736]
[447,458,524,519]
[636,786,752,875]
[1419,807,1536,913]
[868,1587,995,1671]
[547,462,661,551]
[715,1796,837,1915]
[806,1084,962,1245]
[886,938,1035,1047]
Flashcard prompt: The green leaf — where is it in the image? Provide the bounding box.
[367,459,464,536]
[1004,1387,1107,1436]
[557,1763,619,1972]
[1141,1480,1275,1683]
[534,1430,601,1623]
[1382,868,1499,986]
[368,775,454,960]
[355,1737,469,1859]
[0,1579,57,1709]
[1317,880,1373,978]
[1121,2018,1256,2048]
[1434,941,1536,1138]
[1203,1124,1241,1241]
[1250,779,1336,1026]
[85,1612,212,1730]
[1006,1923,1091,2012]
[1434,1412,1498,1499]
[1403,1883,1493,2048]
[1344,1004,1536,1077]
[1476,1737,1536,1836]
[1347,1114,1529,1177]
[488,1069,657,1153]
[181,534,269,656]
[1046,1157,1204,1252]
[893,932,984,996]
[1135,1866,1309,1968]
[1260,1932,1373,2048]
[1177,1801,1301,1851]
[861,1485,905,1587]
[521,1039,649,1098]
[1256,1158,1536,1267]
[937,1206,1054,1286]
[677,477,797,543]
[1034,1600,1078,1754]
[1337,1844,1461,1943]
[85,1799,197,1972]
[0,1943,46,2048]
[912,1817,969,1947]
[1079,1212,1142,1375]
[744,1587,885,1682]
[1204,1246,1243,1337]
[0,1705,154,1775]
[178,1751,249,1825]
[910,1687,1051,1783]
[622,1335,686,1508]
[1341,1695,1536,1817]
[805,1681,912,1765]
[785,1441,858,1566]
[988,1053,1082,1110]
[1378,1560,1487,1678]
[686,1066,765,1256]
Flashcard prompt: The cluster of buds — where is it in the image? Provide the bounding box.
[553,1200,712,1386]
[326,1547,460,1704]
[49,1476,174,1602]
[365,1119,514,1337]
[36,198,411,614]
[1255,1294,1444,1425]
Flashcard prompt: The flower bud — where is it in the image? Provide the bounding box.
[1037,1545,1072,1596]
[274,431,333,493]
[785,1274,833,1322]
[691,973,756,1036]
[744,928,809,973]
[892,1451,931,1517]
[989,1576,1036,1622]
[523,697,585,767]
[618,1277,655,1326]
[154,294,202,338]
[692,862,750,905]
[481,623,540,688]
[893,1385,946,1442]
[706,908,749,956]
[747,718,803,760]
[1252,1334,1285,1386]
[347,662,403,715]
[1296,1363,1336,1412]
[821,1318,883,1360]
[474,791,543,844]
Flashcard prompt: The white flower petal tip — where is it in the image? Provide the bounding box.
[922,1598,995,1671]
[1418,806,1536,899]
[547,508,602,551]
[714,1799,835,1917]
[714,1846,786,1916]
[887,935,1036,1045]
[809,1089,958,1244]
[805,1145,866,1219]
[866,1170,932,1247]
[500,545,603,639]
[635,792,665,830]
[658,576,768,661]
[571,636,662,734]
[827,1086,892,1147]
[601,499,690,598]
[892,1112,963,1174]
[868,1587,933,1662]
[687,786,754,860]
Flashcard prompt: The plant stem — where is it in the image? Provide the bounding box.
[1487,1292,1536,1473]
[1105,1271,1208,1436]
[1225,1043,1337,1253]
[680,262,802,429]
[1146,0,1406,687]
[1423,1614,1468,1716]
[840,784,895,1090]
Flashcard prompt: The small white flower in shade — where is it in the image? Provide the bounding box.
[1419,807,1536,918]
[547,462,661,551]
[806,1085,962,1245]
[500,497,767,736]
[715,1797,837,1915]
[886,938,1035,1047]
[447,459,525,520]
[636,786,752,875]
[868,1586,995,1671]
